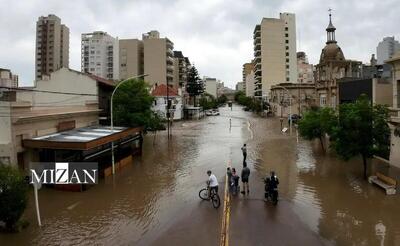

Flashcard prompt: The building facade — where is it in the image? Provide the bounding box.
[81,31,119,80]
[253,13,297,98]
[315,13,361,108]
[270,83,316,117]
[204,77,218,98]
[172,51,190,89]
[0,68,18,88]
[143,31,174,86]
[245,70,256,97]
[151,84,183,120]
[0,68,100,169]
[236,82,245,92]
[119,39,143,80]
[35,14,69,80]
[386,52,400,168]
[377,37,400,65]
[297,52,314,83]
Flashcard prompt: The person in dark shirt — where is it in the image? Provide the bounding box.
[241,144,247,162]
[241,162,250,195]
[231,168,240,195]
[227,167,233,193]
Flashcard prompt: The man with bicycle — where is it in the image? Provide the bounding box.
[207,170,219,195]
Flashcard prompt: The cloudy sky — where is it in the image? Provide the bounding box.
[1,0,399,88]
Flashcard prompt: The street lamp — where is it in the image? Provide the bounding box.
[110,74,148,175]
[274,85,292,135]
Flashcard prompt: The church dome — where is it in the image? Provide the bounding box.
[320,42,345,63]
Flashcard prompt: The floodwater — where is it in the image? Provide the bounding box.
[1,105,400,246]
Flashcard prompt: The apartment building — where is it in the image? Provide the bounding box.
[245,70,256,97]
[204,77,218,98]
[297,52,314,83]
[173,51,189,88]
[143,31,174,86]
[0,68,18,88]
[253,13,297,98]
[35,14,69,80]
[119,39,143,80]
[377,37,400,64]
[81,31,119,80]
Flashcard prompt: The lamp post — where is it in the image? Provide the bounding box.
[110,74,148,175]
[275,85,292,135]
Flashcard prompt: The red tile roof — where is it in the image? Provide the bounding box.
[151,84,179,97]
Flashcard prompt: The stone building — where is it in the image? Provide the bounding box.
[315,13,361,108]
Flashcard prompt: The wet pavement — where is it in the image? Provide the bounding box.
[1,105,400,246]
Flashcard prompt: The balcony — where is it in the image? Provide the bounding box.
[253,36,261,45]
[253,24,261,34]
[254,49,261,57]
[254,43,261,52]
[167,65,174,73]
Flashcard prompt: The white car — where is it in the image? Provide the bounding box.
[206,109,220,116]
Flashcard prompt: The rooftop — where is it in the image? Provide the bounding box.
[151,84,179,97]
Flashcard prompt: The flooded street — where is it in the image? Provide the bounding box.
[1,105,400,246]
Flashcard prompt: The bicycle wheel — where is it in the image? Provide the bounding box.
[199,188,209,200]
[211,194,221,209]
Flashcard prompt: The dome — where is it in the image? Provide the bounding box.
[319,43,345,63]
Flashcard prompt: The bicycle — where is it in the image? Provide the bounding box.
[199,186,221,209]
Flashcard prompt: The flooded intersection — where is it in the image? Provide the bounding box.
[1,105,400,246]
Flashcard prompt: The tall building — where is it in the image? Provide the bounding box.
[0,68,18,88]
[253,13,297,98]
[245,70,256,97]
[35,14,69,80]
[203,77,218,98]
[297,52,314,83]
[377,37,400,64]
[173,51,189,88]
[81,31,119,80]
[143,31,174,86]
[119,39,143,80]
[315,12,361,108]
[236,82,245,92]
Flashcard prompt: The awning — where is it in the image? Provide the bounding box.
[23,126,143,150]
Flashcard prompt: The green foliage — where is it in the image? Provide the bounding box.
[331,95,390,178]
[199,93,218,110]
[113,79,164,131]
[298,107,337,151]
[235,91,262,113]
[217,94,228,105]
[234,91,245,102]
[0,165,28,231]
[186,66,204,106]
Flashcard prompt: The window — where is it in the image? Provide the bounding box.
[286,58,289,62]
[285,40,289,44]
[320,95,327,106]
[285,33,288,37]
[90,68,95,71]
[286,52,289,56]
[397,80,400,108]
[286,65,289,69]
[285,27,288,31]
[90,50,95,54]
[286,46,289,50]
[286,77,290,82]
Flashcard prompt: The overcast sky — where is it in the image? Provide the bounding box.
[1,0,399,88]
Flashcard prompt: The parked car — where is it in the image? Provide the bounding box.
[206,109,220,116]
[288,114,301,124]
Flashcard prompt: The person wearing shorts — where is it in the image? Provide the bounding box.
[241,162,250,195]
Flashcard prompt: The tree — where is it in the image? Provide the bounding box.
[113,79,164,131]
[0,165,28,231]
[199,93,217,110]
[234,91,245,102]
[331,95,390,179]
[186,66,204,106]
[217,94,228,105]
[298,107,337,152]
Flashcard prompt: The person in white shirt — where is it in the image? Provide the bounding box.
[207,170,219,194]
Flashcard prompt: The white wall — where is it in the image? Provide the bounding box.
[204,78,217,98]
[245,71,255,97]
[152,96,183,120]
